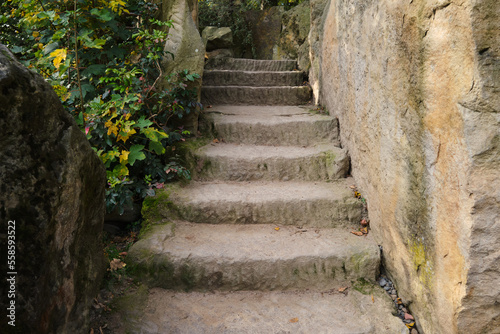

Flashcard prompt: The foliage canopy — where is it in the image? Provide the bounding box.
[1,0,200,213]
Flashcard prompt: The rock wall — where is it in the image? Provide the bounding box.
[0,46,106,333]
[316,0,499,333]
[160,0,205,131]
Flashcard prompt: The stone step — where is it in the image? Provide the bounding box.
[201,86,312,105]
[159,179,363,227]
[203,70,304,87]
[192,143,349,181]
[204,58,297,71]
[116,288,407,334]
[128,222,380,291]
[200,105,340,147]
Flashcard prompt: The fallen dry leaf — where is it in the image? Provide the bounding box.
[213,138,220,143]
[360,227,368,234]
[396,297,403,305]
[338,286,348,292]
[349,185,356,189]
[109,258,126,271]
[404,313,414,320]
[405,322,415,329]
[371,294,374,303]
[289,318,299,323]
[274,227,280,231]
[119,251,128,256]
[354,191,361,198]
[351,231,364,236]
[360,219,368,226]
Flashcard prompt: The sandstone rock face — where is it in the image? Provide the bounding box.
[276,1,311,71]
[308,0,330,104]
[202,26,233,51]
[0,45,106,333]
[317,1,500,333]
[246,6,284,60]
[160,0,205,131]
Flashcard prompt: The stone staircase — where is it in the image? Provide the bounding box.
[201,58,311,105]
[126,59,407,333]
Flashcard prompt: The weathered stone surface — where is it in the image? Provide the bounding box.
[200,105,340,147]
[202,85,311,105]
[245,6,284,60]
[308,0,330,104]
[156,180,363,227]
[205,58,297,71]
[192,143,349,181]
[129,221,381,291]
[0,45,106,333]
[276,1,311,71]
[203,69,304,87]
[317,0,500,333]
[113,288,407,334]
[160,0,205,131]
[205,48,234,60]
[202,26,233,51]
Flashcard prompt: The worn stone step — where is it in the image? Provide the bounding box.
[129,222,380,291]
[158,179,363,227]
[115,287,407,334]
[204,58,297,71]
[203,70,304,87]
[200,105,340,147]
[201,86,312,105]
[192,143,349,181]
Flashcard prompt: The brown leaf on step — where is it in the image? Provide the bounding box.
[360,219,368,226]
[405,322,415,329]
[396,297,403,305]
[274,227,280,231]
[371,294,375,303]
[351,231,364,236]
[349,185,356,189]
[404,313,414,320]
[289,318,299,323]
[360,227,368,234]
[109,258,126,271]
[338,286,348,292]
[213,138,219,143]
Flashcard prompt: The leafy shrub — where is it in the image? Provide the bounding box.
[1,0,200,214]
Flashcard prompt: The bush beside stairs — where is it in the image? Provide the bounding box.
[126,58,408,333]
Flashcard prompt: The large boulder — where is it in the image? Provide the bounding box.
[318,0,500,333]
[0,45,106,333]
[159,0,205,132]
[202,26,233,51]
[276,1,311,71]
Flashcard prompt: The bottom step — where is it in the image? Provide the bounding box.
[113,287,408,334]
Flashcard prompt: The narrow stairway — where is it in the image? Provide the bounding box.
[127,59,407,333]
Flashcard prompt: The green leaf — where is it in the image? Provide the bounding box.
[90,8,113,21]
[82,64,107,77]
[128,145,146,166]
[149,140,166,155]
[135,116,153,129]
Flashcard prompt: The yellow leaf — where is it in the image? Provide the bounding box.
[117,128,136,143]
[289,318,298,323]
[274,227,280,231]
[119,150,130,164]
[49,48,67,69]
[32,31,39,37]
